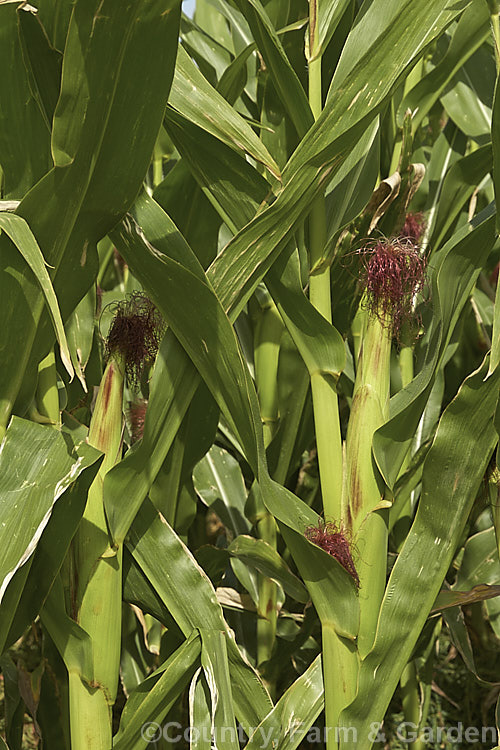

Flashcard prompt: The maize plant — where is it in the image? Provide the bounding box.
[1,0,500,748]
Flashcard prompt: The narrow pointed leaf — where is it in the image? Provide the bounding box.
[397,3,490,131]
[233,0,313,137]
[170,44,281,180]
[0,212,73,377]
[113,631,201,750]
[431,584,500,613]
[245,655,324,750]
[127,500,273,733]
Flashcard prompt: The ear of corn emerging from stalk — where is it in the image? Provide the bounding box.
[68,292,163,749]
[345,240,426,657]
[69,354,125,750]
[345,305,391,658]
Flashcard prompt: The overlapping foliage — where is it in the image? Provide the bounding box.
[0,0,500,748]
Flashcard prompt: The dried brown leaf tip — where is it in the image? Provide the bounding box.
[106,292,165,389]
[305,520,359,588]
[361,239,426,336]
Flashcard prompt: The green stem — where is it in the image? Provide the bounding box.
[400,662,425,750]
[489,466,500,560]
[308,58,342,522]
[254,300,283,447]
[388,342,415,536]
[256,515,277,672]
[488,0,500,72]
[399,344,414,389]
[351,305,365,366]
[153,142,164,188]
[322,625,358,748]
[307,2,354,742]
[69,356,124,749]
[253,295,282,671]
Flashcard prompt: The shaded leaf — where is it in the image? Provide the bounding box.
[113,631,201,750]
[228,535,309,603]
[431,584,500,613]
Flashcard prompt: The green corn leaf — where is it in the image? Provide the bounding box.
[200,629,240,750]
[316,0,353,58]
[430,143,492,250]
[17,6,63,131]
[0,417,100,611]
[2,439,100,651]
[232,0,313,137]
[245,655,324,750]
[65,285,96,391]
[489,279,500,376]
[216,42,256,104]
[190,669,213,750]
[493,61,500,237]
[266,249,346,380]
[397,3,490,131]
[113,631,201,750]
[330,0,466,91]
[441,45,494,142]
[228,535,309,603]
[432,584,500,613]
[127,499,273,734]
[40,577,94,683]
[180,13,233,82]
[454,527,500,592]
[193,445,250,537]
[170,44,281,181]
[162,107,275,233]
[0,212,73,378]
[442,605,500,686]
[0,4,52,199]
[422,123,466,249]
[201,0,253,52]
